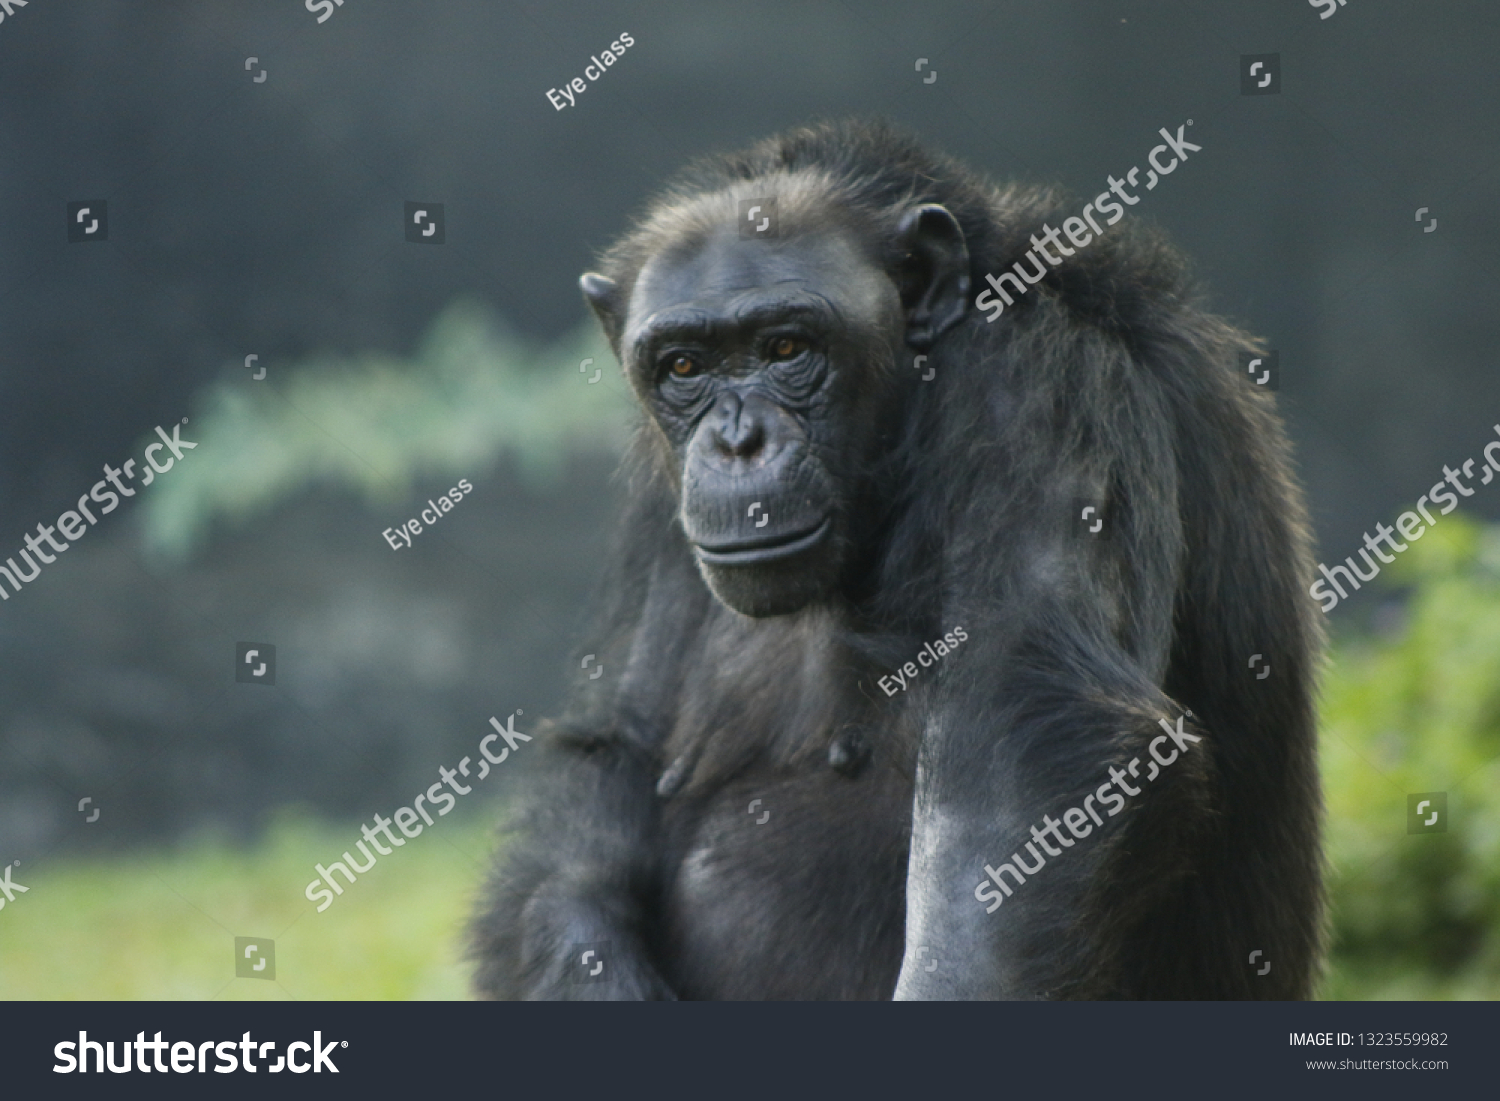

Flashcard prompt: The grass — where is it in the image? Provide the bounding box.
[0,812,499,1000]
[2,803,1493,1000]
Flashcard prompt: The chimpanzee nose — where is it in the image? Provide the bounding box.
[708,393,767,462]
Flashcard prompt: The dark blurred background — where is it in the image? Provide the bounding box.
[1,1,1498,998]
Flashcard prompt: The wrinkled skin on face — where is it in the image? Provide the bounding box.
[582,207,969,616]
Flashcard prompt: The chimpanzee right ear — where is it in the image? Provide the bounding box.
[580,273,622,343]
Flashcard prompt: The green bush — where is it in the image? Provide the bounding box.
[140,299,631,560]
[1320,514,1500,998]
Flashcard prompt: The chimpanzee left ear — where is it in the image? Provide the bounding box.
[894,204,970,352]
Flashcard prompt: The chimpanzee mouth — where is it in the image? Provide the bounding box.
[693,517,831,566]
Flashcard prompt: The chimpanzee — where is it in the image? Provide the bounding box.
[469,119,1323,1000]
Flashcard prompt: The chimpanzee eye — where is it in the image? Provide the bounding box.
[668,354,701,378]
[768,337,809,361]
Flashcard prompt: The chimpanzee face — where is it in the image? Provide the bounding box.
[582,204,969,616]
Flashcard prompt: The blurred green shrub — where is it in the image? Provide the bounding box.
[141,299,632,560]
[1321,513,1500,998]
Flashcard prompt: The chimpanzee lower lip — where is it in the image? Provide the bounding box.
[693,517,831,565]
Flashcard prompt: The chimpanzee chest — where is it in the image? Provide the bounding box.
[655,758,914,1000]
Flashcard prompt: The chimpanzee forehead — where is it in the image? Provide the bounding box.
[627,225,893,335]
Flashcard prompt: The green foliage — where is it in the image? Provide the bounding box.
[140,300,633,560]
[1320,514,1500,998]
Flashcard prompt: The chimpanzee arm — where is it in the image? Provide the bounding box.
[894,298,1206,999]
[469,477,709,999]
[893,293,1319,1000]
[894,612,1215,1000]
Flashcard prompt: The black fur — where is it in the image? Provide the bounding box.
[469,119,1324,1000]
